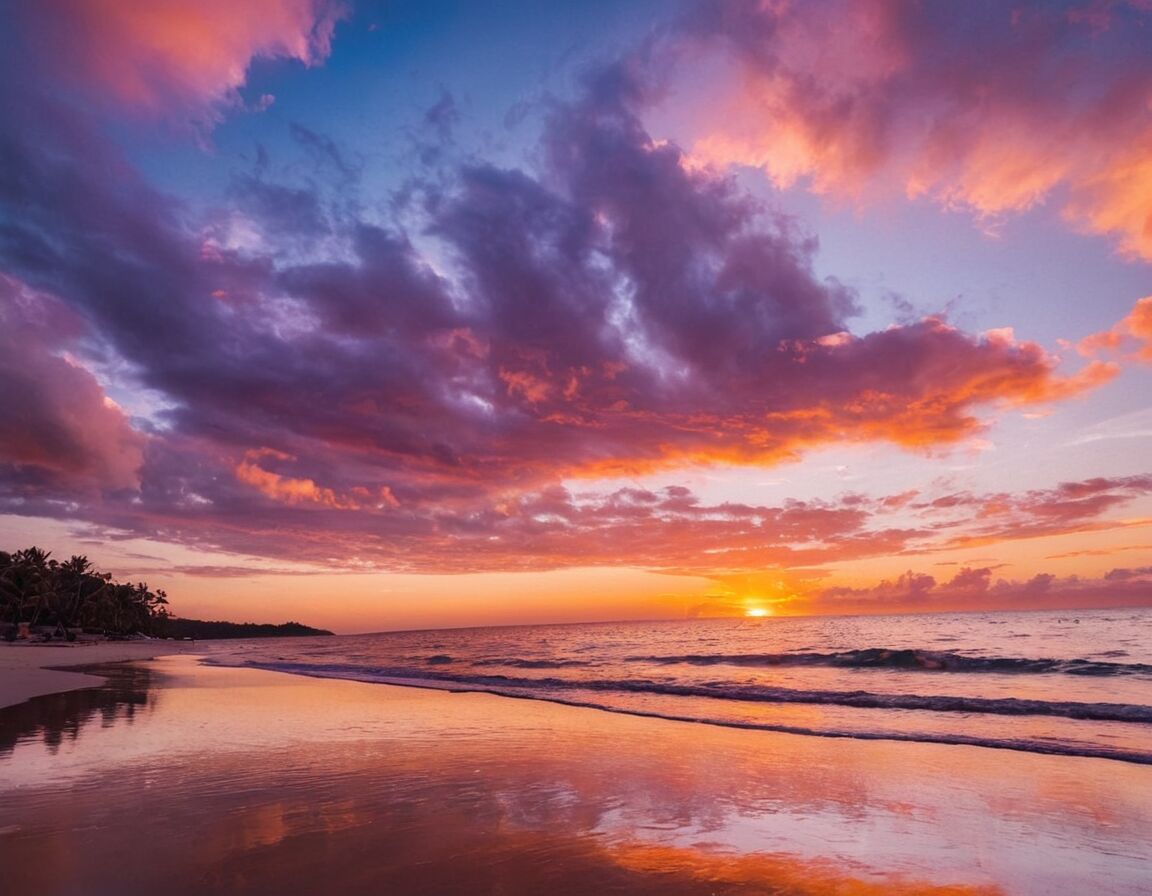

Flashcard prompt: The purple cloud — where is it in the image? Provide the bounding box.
[0,6,1117,575]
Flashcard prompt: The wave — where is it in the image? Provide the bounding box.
[214,658,1152,766]
[471,658,595,669]
[624,648,1152,676]
[223,659,1152,724]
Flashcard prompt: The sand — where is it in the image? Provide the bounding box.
[0,640,192,709]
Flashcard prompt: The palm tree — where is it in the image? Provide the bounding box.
[51,556,109,639]
[2,546,173,638]
[2,547,52,627]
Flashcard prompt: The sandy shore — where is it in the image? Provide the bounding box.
[0,640,192,709]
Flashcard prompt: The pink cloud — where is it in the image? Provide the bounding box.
[812,565,1151,613]
[0,276,145,491]
[910,474,1152,549]
[672,0,1152,259]
[8,0,344,127]
[37,471,1147,579]
[0,29,1124,580]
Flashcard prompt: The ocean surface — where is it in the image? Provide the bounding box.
[207,607,1152,765]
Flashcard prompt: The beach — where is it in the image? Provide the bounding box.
[3,649,1151,895]
[0,640,192,709]
[4,0,1152,892]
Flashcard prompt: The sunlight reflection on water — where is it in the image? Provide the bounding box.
[1,655,1150,895]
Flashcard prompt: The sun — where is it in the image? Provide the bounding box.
[744,607,771,617]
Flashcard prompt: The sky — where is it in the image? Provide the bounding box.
[0,0,1150,632]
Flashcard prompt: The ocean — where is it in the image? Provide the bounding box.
[6,611,1152,894]
[207,606,1152,765]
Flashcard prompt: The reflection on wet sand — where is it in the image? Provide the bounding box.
[1,656,1149,895]
[0,662,156,757]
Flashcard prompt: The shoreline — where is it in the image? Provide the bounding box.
[223,659,1152,766]
[9,643,1149,767]
[0,640,193,709]
[4,654,1150,895]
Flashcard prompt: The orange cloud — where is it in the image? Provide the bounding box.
[1079,296,1152,362]
[197,473,1152,576]
[499,367,553,405]
[235,448,389,510]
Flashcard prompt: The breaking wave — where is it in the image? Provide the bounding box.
[624,648,1152,676]
[206,657,1152,765]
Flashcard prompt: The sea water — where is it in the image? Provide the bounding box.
[207,606,1152,764]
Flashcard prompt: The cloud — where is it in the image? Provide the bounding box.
[236,448,364,509]
[9,468,1145,580]
[0,9,1121,576]
[1079,296,1152,362]
[669,0,1152,259]
[5,0,345,128]
[812,565,1151,613]
[1047,543,1152,560]
[909,474,1152,550]
[0,276,145,491]
[1104,566,1152,582]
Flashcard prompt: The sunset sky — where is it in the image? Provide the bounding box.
[1,0,1150,631]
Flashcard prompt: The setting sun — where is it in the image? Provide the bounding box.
[744,607,771,617]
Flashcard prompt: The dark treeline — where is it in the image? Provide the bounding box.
[1,547,169,640]
[164,619,333,640]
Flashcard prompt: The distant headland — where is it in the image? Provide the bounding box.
[162,619,333,640]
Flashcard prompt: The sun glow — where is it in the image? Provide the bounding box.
[744,607,771,617]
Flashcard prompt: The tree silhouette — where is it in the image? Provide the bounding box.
[1,547,170,638]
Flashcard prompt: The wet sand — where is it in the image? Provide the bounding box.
[0,641,192,709]
[2,655,1150,895]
